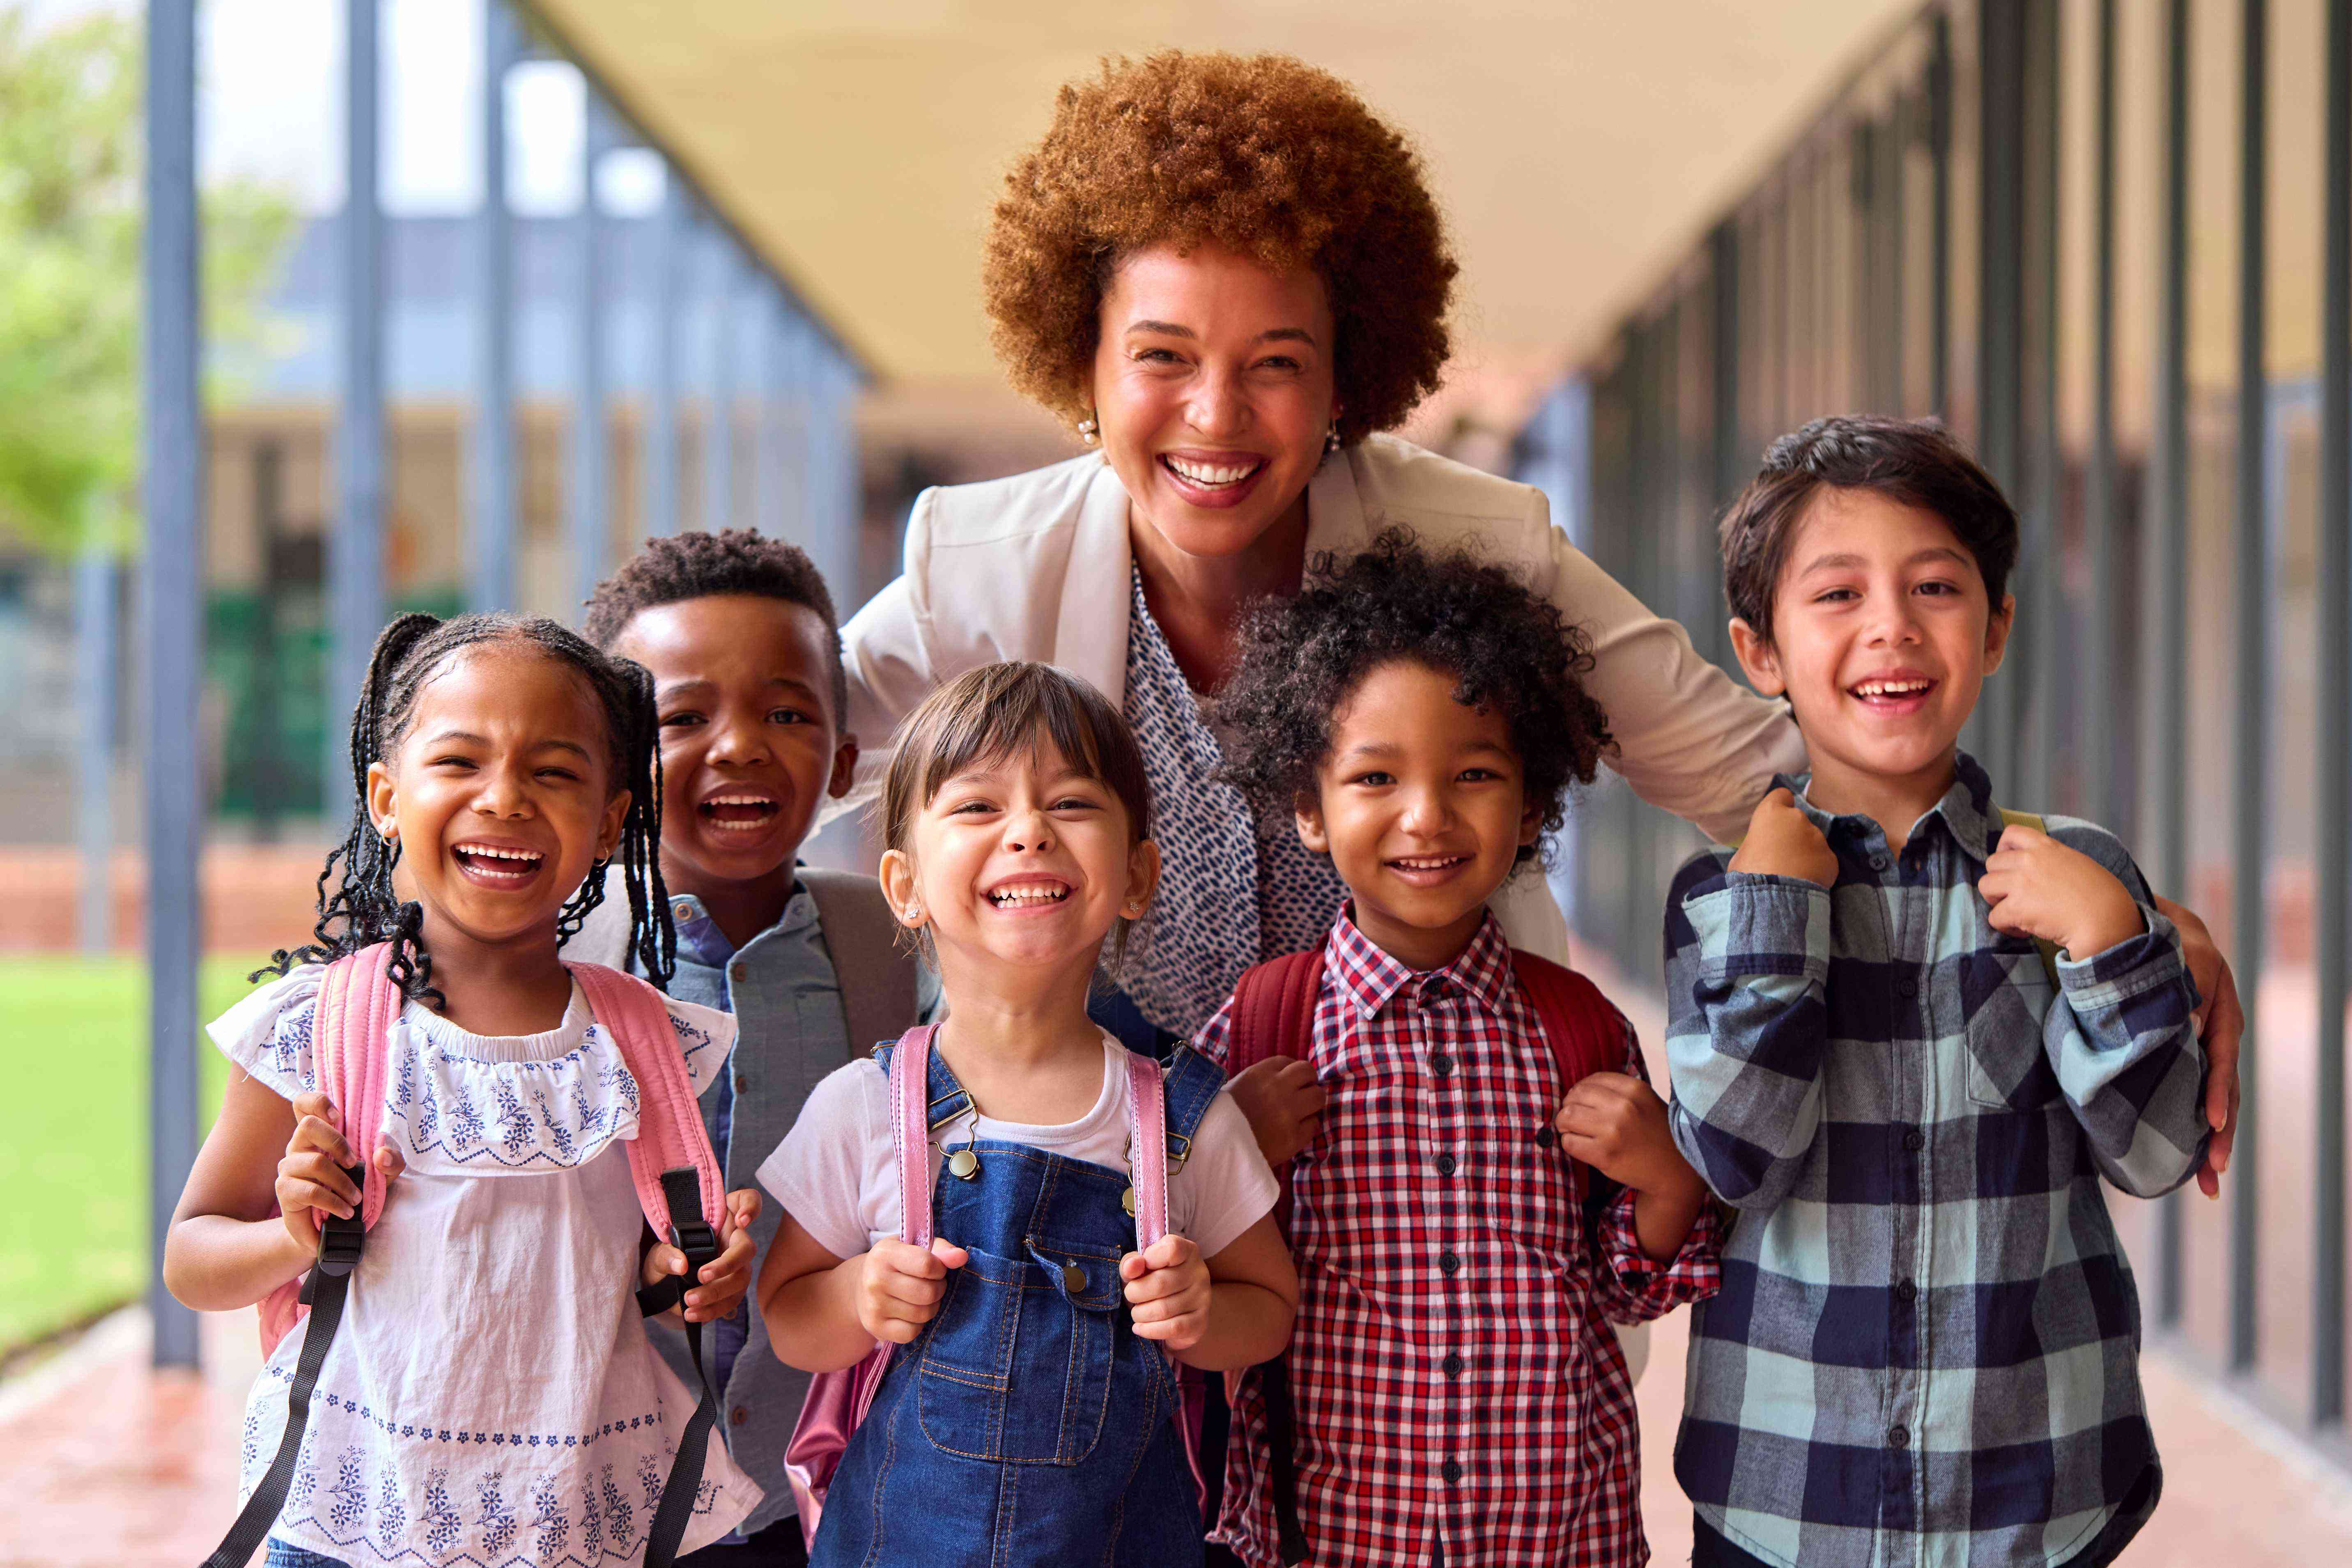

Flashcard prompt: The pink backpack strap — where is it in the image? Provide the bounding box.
[1123,1052,1170,1250]
[890,1025,939,1247]
[567,960,724,1233]
[255,943,400,1355]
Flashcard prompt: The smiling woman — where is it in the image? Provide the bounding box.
[836,50,1807,1045]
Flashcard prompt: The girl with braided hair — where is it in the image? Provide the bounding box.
[166,613,770,1568]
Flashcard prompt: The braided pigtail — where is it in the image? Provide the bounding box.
[256,612,446,1001]
[611,654,674,989]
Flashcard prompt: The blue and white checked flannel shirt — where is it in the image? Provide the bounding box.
[1662,754,2209,1568]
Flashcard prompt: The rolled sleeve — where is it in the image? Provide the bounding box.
[1592,1187,1724,1325]
[2045,906,2210,1197]
[1665,855,1835,1212]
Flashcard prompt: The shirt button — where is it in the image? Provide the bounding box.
[1438,1251,1461,1276]
[1430,1051,1455,1078]
[1903,1129,1927,1153]
[1896,1279,1918,1303]
[1435,1154,1457,1176]
[1870,854,1890,872]
[1441,1353,1464,1378]
[730,1407,749,1426]
[1898,977,1919,999]
[736,1073,753,1093]
[1535,1125,1558,1149]
[1888,1424,1910,1449]
[1440,1458,1464,1484]
[673,901,695,922]
[729,963,746,983]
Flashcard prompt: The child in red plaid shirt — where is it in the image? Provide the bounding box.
[1194,531,1723,1568]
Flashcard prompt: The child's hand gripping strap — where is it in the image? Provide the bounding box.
[565,960,726,1568]
[204,943,400,1568]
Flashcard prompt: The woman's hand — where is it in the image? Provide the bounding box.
[1728,788,1838,887]
[643,1188,764,1324]
[855,1237,968,1344]
[1121,1234,1212,1351]
[2152,893,2244,1199]
[1227,1056,1326,1166]
[275,1090,405,1253]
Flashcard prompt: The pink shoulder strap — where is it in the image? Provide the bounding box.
[257,942,400,1354]
[1123,1052,1170,1249]
[567,960,724,1234]
[889,1025,939,1247]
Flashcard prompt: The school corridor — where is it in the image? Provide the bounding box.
[2,0,2349,1563]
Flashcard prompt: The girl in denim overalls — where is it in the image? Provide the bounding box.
[755,663,1298,1566]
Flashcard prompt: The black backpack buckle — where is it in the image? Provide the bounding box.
[312,1162,368,1279]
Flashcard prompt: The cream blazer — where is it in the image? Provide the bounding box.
[834,432,1805,964]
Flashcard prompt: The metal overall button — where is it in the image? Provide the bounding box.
[946,1148,980,1180]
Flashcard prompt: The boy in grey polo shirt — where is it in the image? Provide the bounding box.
[579,530,921,1567]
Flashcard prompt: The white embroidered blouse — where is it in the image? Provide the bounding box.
[208,967,760,1568]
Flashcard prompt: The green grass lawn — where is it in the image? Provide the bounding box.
[0,955,266,1351]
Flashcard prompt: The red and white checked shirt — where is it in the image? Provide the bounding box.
[1195,907,1723,1568]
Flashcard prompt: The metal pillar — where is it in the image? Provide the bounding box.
[2086,0,2120,827]
[570,97,613,620]
[705,225,737,532]
[753,289,784,540]
[471,0,518,612]
[143,0,202,1372]
[2312,0,2350,1433]
[810,344,862,610]
[2228,0,2269,1377]
[645,165,682,539]
[2151,0,2192,1330]
[330,0,384,813]
[1974,0,2026,795]
[75,547,116,956]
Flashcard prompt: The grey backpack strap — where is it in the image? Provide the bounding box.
[564,879,637,972]
[802,868,922,1061]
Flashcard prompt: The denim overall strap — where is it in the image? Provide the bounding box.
[1159,1046,1227,1166]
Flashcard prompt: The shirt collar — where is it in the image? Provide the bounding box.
[1324,901,1516,1021]
[1776,750,2001,864]
[665,876,814,969]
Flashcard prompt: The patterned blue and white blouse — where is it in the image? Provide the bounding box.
[1116,569,1348,1038]
[207,966,758,1568]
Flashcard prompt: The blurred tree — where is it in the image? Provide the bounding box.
[0,8,293,557]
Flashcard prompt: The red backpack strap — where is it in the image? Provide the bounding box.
[1509,951,1628,1088]
[1224,948,1325,1077]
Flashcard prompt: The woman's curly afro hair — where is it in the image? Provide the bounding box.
[1217,530,1612,864]
[983,51,1457,444]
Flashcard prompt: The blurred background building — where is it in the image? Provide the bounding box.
[0,1,2347,1561]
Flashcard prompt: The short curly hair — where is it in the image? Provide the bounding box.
[983,51,1457,443]
[582,528,845,718]
[1216,530,1612,865]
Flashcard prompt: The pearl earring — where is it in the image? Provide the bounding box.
[1077,412,1100,444]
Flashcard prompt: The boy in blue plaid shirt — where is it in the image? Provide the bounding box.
[1663,416,2210,1568]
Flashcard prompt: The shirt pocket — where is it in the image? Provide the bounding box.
[1964,940,2061,1110]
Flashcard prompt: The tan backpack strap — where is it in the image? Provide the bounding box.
[803,868,923,1060]
[1994,808,2064,981]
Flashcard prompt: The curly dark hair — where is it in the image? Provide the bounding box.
[1216,531,1612,864]
[257,613,674,1003]
[581,527,846,718]
[983,51,1456,444]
